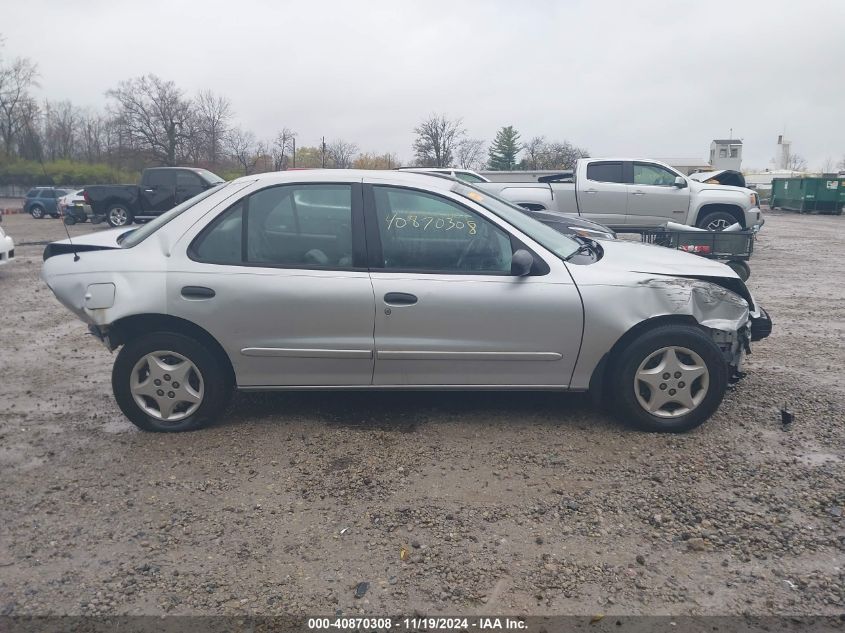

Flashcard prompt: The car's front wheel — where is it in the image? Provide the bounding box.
[610,325,728,433]
[112,332,232,432]
[106,204,133,227]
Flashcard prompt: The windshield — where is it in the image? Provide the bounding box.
[194,168,225,184]
[120,183,227,248]
[451,183,581,259]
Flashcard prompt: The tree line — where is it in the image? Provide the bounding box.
[0,40,589,186]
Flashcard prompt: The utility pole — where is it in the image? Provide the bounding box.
[321,136,326,168]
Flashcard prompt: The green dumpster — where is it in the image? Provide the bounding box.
[771,176,845,214]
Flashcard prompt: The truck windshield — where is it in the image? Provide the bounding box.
[194,168,225,184]
[119,183,227,248]
[451,183,581,260]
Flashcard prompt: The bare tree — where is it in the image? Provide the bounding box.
[195,90,231,166]
[80,110,106,163]
[326,138,358,168]
[226,126,260,175]
[43,100,80,161]
[271,127,297,170]
[352,152,400,169]
[786,153,808,172]
[412,114,464,167]
[522,136,546,170]
[107,74,194,166]
[0,50,38,156]
[837,155,845,171]
[456,138,485,170]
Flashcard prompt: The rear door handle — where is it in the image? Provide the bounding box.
[631,190,646,196]
[384,292,418,306]
[181,286,215,299]
[144,188,155,193]
[584,189,598,194]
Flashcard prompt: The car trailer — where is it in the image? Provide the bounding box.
[637,227,755,281]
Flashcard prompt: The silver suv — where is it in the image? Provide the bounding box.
[42,170,771,433]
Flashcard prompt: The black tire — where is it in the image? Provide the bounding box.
[696,210,738,231]
[64,215,77,226]
[50,213,60,218]
[29,205,45,219]
[112,332,232,432]
[726,260,751,281]
[609,325,728,433]
[106,203,133,228]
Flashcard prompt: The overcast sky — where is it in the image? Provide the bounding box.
[3,0,844,169]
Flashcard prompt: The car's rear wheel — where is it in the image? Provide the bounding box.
[112,332,231,432]
[106,204,133,227]
[610,325,727,433]
[64,214,77,226]
[29,205,45,219]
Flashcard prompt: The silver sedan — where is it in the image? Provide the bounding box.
[42,170,771,433]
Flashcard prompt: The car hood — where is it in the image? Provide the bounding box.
[595,238,739,279]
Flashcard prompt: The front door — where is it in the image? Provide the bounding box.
[576,160,628,227]
[626,162,691,226]
[366,184,583,386]
[169,181,375,387]
[175,170,207,205]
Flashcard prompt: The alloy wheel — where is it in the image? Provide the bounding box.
[634,346,709,418]
[109,207,129,226]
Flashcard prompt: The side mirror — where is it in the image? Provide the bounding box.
[511,249,534,277]
[674,176,687,188]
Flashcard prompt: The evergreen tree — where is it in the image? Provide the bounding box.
[487,125,521,170]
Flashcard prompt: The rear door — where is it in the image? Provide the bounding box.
[141,169,177,214]
[576,161,627,227]
[626,161,691,226]
[366,183,583,387]
[169,180,375,387]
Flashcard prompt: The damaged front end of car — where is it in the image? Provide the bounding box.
[639,275,771,382]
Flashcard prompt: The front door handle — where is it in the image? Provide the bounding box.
[584,189,598,194]
[181,286,215,299]
[631,190,646,196]
[384,292,418,306]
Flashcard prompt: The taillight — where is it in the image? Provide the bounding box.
[83,190,91,204]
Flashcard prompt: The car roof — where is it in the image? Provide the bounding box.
[231,169,459,191]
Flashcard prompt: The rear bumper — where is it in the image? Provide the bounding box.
[0,235,14,265]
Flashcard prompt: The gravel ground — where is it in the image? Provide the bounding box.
[0,211,842,617]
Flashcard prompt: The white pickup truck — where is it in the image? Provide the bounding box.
[478,158,764,231]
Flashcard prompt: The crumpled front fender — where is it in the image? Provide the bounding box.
[569,275,750,390]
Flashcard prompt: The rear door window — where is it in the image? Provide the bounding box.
[586,162,624,183]
[190,184,355,269]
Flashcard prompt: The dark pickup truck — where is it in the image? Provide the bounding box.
[84,167,224,227]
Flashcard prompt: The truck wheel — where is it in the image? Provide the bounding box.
[696,211,737,231]
[64,214,77,226]
[726,260,751,281]
[106,204,133,227]
[29,205,45,219]
[112,332,232,432]
[609,325,727,433]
